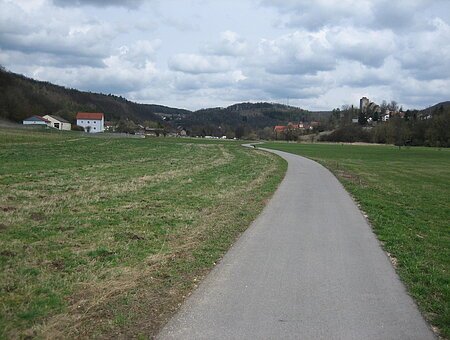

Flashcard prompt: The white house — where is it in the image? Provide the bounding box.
[76,112,104,133]
[23,115,50,126]
[43,115,71,130]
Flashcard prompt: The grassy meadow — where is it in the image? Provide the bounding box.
[0,128,286,338]
[263,142,450,338]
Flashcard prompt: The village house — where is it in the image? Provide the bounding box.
[43,114,71,130]
[274,125,287,133]
[22,115,50,126]
[177,126,187,137]
[104,121,116,132]
[274,122,315,133]
[76,112,104,133]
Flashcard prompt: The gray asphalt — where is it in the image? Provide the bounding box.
[157,147,434,340]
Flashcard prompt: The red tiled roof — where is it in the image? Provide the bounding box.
[76,112,104,120]
[274,125,287,132]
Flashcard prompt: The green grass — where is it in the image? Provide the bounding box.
[0,128,286,338]
[263,142,450,338]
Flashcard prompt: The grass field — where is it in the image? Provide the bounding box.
[263,142,450,338]
[0,128,286,339]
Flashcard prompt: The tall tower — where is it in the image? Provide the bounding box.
[360,97,369,113]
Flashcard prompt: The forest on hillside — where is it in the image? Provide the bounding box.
[0,68,187,124]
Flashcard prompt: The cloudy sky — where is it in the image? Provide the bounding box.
[1,0,449,110]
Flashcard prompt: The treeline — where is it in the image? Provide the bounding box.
[321,105,450,147]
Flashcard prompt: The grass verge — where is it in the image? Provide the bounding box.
[263,142,449,339]
[0,128,286,338]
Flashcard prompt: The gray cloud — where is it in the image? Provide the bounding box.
[52,0,144,8]
[0,1,117,67]
[260,0,449,32]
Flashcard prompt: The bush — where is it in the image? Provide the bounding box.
[72,125,84,131]
[320,125,371,143]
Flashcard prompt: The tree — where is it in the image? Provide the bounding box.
[388,100,399,112]
[116,119,137,133]
[358,110,367,125]
[235,125,245,139]
[284,124,298,141]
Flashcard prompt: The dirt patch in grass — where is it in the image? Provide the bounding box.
[1,206,16,212]
[29,212,46,221]
[0,250,16,257]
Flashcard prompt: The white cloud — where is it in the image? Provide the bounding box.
[203,31,248,56]
[168,54,233,74]
[259,30,335,75]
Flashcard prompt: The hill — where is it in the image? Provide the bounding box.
[0,68,327,134]
[179,102,330,137]
[419,101,450,114]
[0,68,189,125]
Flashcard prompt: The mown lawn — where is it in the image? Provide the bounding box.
[263,142,450,339]
[0,128,286,338]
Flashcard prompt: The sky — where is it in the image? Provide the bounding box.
[1,0,449,111]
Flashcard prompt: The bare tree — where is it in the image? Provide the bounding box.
[388,100,399,112]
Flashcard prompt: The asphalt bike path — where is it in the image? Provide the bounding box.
[158,147,434,339]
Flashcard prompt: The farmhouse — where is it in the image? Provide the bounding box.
[23,115,50,126]
[43,115,71,130]
[274,125,287,133]
[76,112,104,133]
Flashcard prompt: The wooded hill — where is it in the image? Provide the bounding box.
[0,68,189,125]
[0,68,326,133]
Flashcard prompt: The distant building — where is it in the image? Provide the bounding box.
[360,97,381,114]
[23,115,50,126]
[43,115,71,130]
[274,125,287,133]
[177,126,187,137]
[76,112,104,133]
[360,97,370,113]
[104,121,116,132]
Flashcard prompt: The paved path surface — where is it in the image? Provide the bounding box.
[158,147,434,339]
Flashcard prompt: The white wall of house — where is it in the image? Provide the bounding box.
[43,115,71,130]
[77,117,104,133]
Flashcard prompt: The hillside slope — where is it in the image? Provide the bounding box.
[0,68,189,124]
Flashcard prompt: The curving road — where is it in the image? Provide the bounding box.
[157,147,434,339]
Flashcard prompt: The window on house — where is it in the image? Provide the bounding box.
[87,121,90,124]
[94,127,96,130]
[54,123,60,129]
